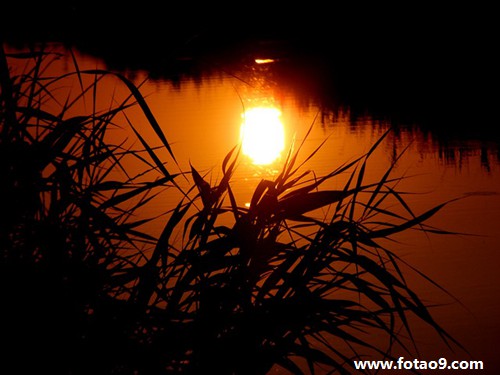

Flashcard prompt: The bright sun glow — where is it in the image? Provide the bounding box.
[240,107,285,165]
[254,58,275,64]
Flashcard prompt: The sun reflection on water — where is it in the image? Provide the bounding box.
[240,106,285,165]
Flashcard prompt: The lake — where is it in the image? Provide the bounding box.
[147,50,500,373]
[4,40,499,373]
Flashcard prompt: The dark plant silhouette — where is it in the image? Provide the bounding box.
[0,46,464,374]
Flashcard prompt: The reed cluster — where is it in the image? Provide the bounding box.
[0,46,462,374]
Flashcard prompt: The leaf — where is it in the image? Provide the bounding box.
[275,190,357,220]
[38,116,88,166]
[250,179,275,210]
[99,177,172,209]
[128,121,173,180]
[190,163,212,208]
[368,201,451,239]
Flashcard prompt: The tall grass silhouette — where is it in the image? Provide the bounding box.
[0,45,464,374]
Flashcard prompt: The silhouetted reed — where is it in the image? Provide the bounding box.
[0,46,464,374]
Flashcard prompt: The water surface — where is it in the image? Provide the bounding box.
[140,49,500,371]
[5,42,500,372]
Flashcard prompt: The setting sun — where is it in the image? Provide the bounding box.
[240,107,285,165]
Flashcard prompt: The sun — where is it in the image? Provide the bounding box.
[240,107,285,165]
